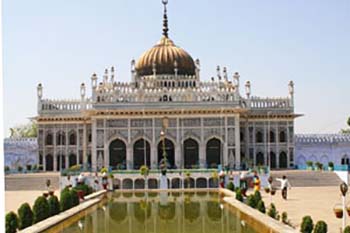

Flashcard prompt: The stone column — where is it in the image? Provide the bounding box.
[53,154,57,172]
[234,114,241,169]
[151,144,157,169]
[43,154,46,171]
[83,123,87,169]
[175,117,181,168]
[224,116,228,167]
[127,146,133,170]
[199,144,205,168]
[91,119,97,171]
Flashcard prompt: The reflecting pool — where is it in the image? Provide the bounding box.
[45,191,256,233]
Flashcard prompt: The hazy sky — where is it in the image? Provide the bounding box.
[3,0,350,136]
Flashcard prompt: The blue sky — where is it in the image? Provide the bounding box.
[3,0,350,136]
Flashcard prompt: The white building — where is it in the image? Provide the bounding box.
[35,1,298,172]
[4,138,38,169]
[295,134,350,168]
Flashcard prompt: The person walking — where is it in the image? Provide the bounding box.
[276,175,291,200]
[253,173,261,192]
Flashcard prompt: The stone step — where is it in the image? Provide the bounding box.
[270,171,343,187]
[5,173,60,191]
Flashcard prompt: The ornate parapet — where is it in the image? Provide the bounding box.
[38,99,92,115]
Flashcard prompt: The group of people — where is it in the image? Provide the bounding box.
[240,171,291,200]
[65,172,109,191]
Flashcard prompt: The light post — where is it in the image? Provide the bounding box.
[340,182,348,230]
[160,117,169,173]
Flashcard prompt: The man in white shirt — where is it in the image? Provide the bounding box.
[276,175,291,200]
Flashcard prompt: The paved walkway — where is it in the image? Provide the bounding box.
[260,186,345,233]
[5,173,60,213]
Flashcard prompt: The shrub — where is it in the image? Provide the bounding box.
[74,184,92,196]
[267,203,279,220]
[253,191,262,204]
[281,211,288,224]
[33,196,50,223]
[26,164,32,171]
[300,215,314,233]
[32,164,38,171]
[69,164,81,171]
[100,167,108,173]
[18,166,23,172]
[247,195,256,208]
[5,166,10,172]
[226,182,235,191]
[140,165,149,177]
[313,220,327,233]
[328,161,334,168]
[256,200,266,213]
[60,188,73,212]
[344,226,350,233]
[17,203,33,229]
[48,195,60,216]
[70,189,80,207]
[235,188,243,202]
[306,161,313,167]
[6,211,18,233]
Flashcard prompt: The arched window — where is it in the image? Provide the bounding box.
[240,132,244,142]
[56,131,66,145]
[184,138,199,169]
[256,152,264,166]
[256,131,263,143]
[269,131,275,143]
[341,155,350,165]
[279,131,286,143]
[45,133,53,145]
[69,132,76,145]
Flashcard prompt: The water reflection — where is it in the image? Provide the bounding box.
[52,192,256,233]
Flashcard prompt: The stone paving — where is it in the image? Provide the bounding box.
[260,186,346,233]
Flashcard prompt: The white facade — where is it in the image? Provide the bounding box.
[35,2,298,172]
[294,134,350,168]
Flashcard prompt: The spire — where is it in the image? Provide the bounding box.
[162,0,169,37]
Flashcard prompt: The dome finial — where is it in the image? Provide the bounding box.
[162,0,169,38]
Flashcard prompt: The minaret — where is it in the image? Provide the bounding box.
[288,80,294,107]
[37,83,43,114]
[80,83,86,110]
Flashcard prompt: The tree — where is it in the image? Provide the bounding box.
[300,215,314,233]
[60,188,73,212]
[313,220,327,233]
[9,121,37,138]
[48,195,60,216]
[33,196,50,223]
[17,203,33,229]
[6,212,18,233]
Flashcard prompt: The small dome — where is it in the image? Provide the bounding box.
[135,36,196,76]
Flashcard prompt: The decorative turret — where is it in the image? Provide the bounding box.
[110,66,115,83]
[288,80,294,107]
[91,73,97,89]
[103,68,108,83]
[233,72,240,99]
[37,83,43,99]
[245,81,251,99]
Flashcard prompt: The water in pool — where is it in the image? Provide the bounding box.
[46,192,256,233]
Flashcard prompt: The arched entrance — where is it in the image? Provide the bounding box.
[256,152,264,166]
[279,152,288,168]
[69,154,77,167]
[109,139,127,170]
[56,155,66,171]
[270,152,276,169]
[133,139,150,169]
[157,138,175,168]
[45,154,53,171]
[184,138,199,169]
[206,138,221,168]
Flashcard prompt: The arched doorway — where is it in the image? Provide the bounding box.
[184,138,199,169]
[45,154,53,171]
[206,138,221,168]
[133,139,150,169]
[157,138,175,168]
[270,152,276,169]
[256,152,264,166]
[69,154,77,167]
[279,152,288,168]
[56,155,66,171]
[109,139,127,170]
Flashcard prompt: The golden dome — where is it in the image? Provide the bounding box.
[135,36,196,76]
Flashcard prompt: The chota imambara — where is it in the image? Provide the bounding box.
[35,1,299,172]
